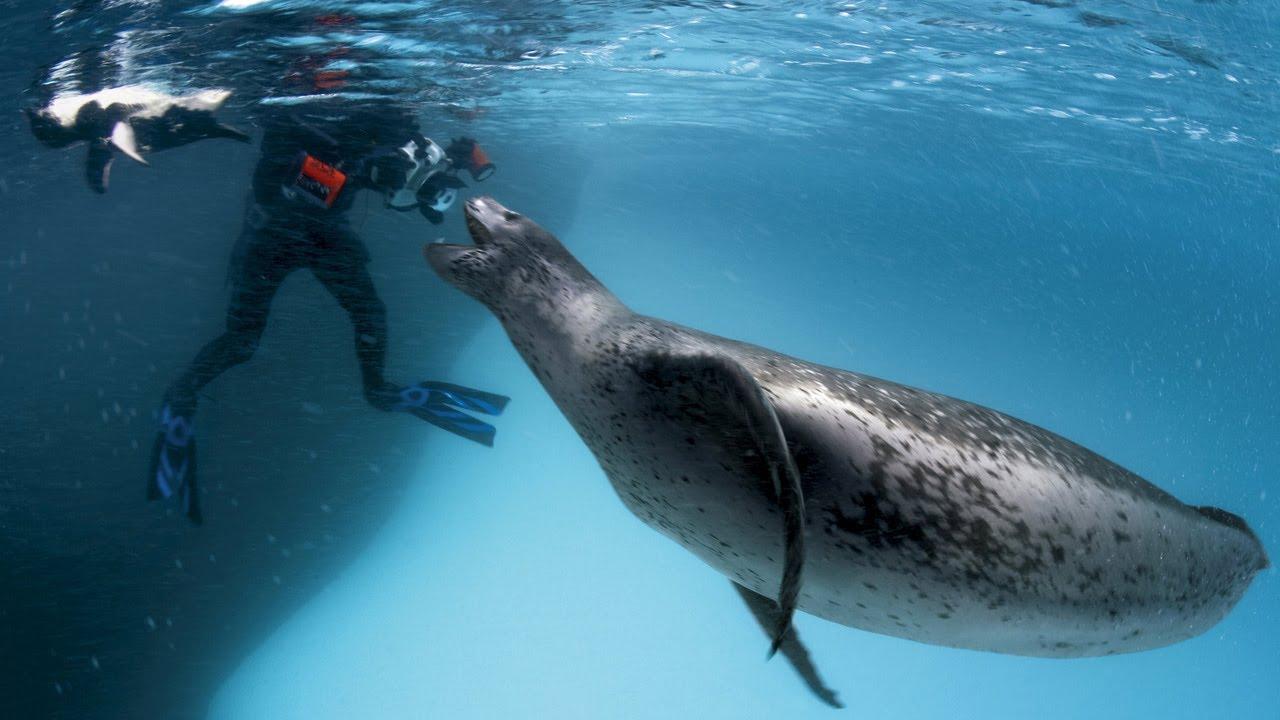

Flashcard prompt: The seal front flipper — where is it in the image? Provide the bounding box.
[632,351,806,657]
[732,582,843,708]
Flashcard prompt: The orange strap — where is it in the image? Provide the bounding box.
[297,155,347,207]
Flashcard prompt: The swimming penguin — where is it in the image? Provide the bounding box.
[25,85,251,193]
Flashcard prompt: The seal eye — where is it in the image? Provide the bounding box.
[503,210,521,222]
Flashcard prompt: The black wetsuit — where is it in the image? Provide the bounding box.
[167,105,439,412]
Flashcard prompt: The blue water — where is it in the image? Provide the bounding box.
[1,1,1276,718]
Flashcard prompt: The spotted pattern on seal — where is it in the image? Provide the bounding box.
[427,196,1268,660]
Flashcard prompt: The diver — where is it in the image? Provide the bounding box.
[148,102,506,525]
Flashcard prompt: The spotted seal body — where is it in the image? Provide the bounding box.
[427,197,1267,696]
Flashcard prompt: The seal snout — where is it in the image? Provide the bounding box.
[465,195,521,246]
[464,198,495,247]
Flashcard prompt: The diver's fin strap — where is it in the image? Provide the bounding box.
[396,381,509,447]
[632,351,806,657]
[732,582,843,709]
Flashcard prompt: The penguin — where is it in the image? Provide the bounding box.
[26,86,251,193]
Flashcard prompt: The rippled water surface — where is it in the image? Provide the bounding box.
[1,1,1276,719]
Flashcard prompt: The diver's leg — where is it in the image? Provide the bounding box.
[311,233,509,446]
[166,241,289,411]
[310,244,393,408]
[151,228,292,524]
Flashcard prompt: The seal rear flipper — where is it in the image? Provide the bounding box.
[85,143,113,193]
[732,582,843,708]
[632,351,806,657]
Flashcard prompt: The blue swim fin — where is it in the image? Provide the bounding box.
[147,404,202,525]
[394,381,509,447]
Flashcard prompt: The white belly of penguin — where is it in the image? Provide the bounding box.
[561,360,1256,659]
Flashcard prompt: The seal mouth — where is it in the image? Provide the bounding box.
[424,196,503,278]
[464,198,495,247]
[427,196,496,253]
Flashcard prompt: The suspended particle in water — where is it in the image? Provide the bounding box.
[145,616,157,631]
[90,656,100,671]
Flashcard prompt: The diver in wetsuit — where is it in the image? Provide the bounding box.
[148,103,505,524]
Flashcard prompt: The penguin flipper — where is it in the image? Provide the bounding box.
[110,121,148,165]
[85,144,113,193]
[215,123,252,143]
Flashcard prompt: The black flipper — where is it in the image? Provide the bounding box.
[394,381,510,447]
[85,142,113,193]
[213,123,252,143]
[733,582,843,708]
[632,351,806,657]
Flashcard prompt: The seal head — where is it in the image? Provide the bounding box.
[426,196,600,311]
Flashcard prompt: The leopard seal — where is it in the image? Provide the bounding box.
[426,196,1268,706]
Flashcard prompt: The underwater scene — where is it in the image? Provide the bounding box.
[0,1,1276,718]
